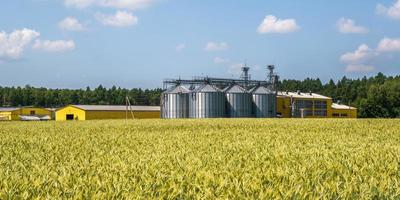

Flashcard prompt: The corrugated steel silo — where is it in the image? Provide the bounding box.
[161,85,190,118]
[250,85,276,118]
[189,84,225,118]
[224,84,252,118]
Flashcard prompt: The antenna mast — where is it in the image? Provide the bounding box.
[241,62,251,88]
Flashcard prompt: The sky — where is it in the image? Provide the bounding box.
[0,0,400,89]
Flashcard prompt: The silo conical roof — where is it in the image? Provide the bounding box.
[250,85,273,94]
[165,85,190,94]
[192,84,221,92]
[224,84,247,93]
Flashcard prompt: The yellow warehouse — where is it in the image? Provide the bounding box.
[56,105,160,121]
[0,107,52,121]
[276,91,357,118]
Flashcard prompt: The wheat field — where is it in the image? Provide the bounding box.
[0,119,399,199]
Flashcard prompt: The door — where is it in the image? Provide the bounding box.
[66,114,74,120]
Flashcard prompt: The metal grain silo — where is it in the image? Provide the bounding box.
[161,85,190,118]
[189,84,225,118]
[224,84,252,118]
[250,85,276,118]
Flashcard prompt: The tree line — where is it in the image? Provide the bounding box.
[0,85,162,108]
[0,72,399,118]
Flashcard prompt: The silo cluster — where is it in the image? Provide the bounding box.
[161,83,277,119]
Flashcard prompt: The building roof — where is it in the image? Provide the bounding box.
[70,105,160,111]
[0,107,20,112]
[277,91,332,100]
[331,103,357,110]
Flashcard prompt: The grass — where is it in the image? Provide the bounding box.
[0,119,400,199]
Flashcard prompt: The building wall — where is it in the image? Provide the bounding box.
[276,96,334,118]
[56,106,160,121]
[276,97,291,118]
[56,106,86,121]
[0,111,13,121]
[331,108,357,118]
[18,108,52,117]
[0,108,52,121]
[86,110,160,120]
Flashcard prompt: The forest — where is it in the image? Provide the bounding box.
[0,72,399,118]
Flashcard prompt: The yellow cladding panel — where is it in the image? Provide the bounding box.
[86,111,160,120]
[56,106,86,121]
[0,112,13,121]
[56,105,161,121]
[331,108,357,118]
[19,108,52,116]
[276,96,291,118]
[0,108,51,121]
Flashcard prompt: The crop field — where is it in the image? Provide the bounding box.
[0,119,400,199]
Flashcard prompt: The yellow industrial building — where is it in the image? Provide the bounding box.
[277,91,357,118]
[56,105,160,121]
[0,107,52,121]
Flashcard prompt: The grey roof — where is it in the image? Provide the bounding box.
[71,105,160,111]
[0,107,20,112]
[224,84,248,93]
[192,84,221,93]
[277,91,332,100]
[165,85,190,94]
[250,86,274,94]
[332,103,357,110]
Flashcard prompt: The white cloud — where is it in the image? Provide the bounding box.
[340,44,373,63]
[257,15,300,34]
[0,28,40,59]
[337,18,368,34]
[213,57,230,64]
[228,63,244,75]
[65,0,96,8]
[345,64,375,72]
[175,43,185,52]
[377,0,400,20]
[340,37,400,73]
[65,0,154,10]
[33,40,75,52]
[99,0,154,10]
[377,37,400,52]
[95,11,138,27]
[205,42,228,51]
[59,17,85,31]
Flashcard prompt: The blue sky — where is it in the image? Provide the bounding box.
[0,0,400,88]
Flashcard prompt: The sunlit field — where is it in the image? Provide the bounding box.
[1,119,399,199]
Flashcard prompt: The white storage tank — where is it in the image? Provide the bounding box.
[224,84,252,118]
[250,85,276,118]
[161,85,190,118]
[189,84,225,118]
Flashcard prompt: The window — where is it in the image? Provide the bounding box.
[315,110,327,117]
[333,113,340,117]
[304,110,313,116]
[341,113,348,117]
[30,111,35,115]
[314,101,327,109]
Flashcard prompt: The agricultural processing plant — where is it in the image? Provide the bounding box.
[1,119,400,199]
[1,0,400,199]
